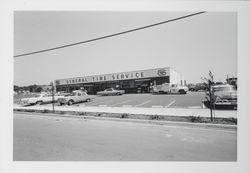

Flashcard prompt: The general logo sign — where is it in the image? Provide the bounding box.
[57,68,170,85]
[157,69,167,76]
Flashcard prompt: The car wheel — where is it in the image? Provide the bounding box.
[36,101,43,105]
[86,98,91,102]
[179,90,186,94]
[68,100,73,105]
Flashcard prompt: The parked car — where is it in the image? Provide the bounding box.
[189,83,209,91]
[203,84,237,110]
[97,88,125,96]
[151,83,188,94]
[20,93,64,105]
[57,90,94,105]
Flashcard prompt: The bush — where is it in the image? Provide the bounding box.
[149,115,160,120]
[94,113,102,117]
[189,115,203,123]
[230,118,237,124]
[77,112,86,116]
[121,113,129,119]
[41,109,50,113]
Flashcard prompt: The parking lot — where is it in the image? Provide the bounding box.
[82,92,205,108]
[21,91,206,109]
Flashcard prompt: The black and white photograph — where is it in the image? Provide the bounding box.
[1,0,250,173]
[13,10,238,161]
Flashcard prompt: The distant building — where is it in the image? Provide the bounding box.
[55,67,186,94]
[14,84,52,93]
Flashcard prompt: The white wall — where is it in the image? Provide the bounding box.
[169,68,185,85]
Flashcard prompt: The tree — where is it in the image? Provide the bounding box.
[201,70,215,122]
[34,86,42,93]
[14,85,19,91]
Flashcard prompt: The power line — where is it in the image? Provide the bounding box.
[14,11,206,58]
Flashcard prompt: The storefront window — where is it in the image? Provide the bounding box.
[155,76,169,85]
[120,80,132,88]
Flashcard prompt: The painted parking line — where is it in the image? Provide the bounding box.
[98,105,107,107]
[88,100,113,106]
[109,100,132,107]
[122,105,133,108]
[165,100,176,108]
[152,105,164,108]
[187,106,202,109]
[135,100,152,107]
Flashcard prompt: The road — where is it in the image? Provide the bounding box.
[13,112,237,161]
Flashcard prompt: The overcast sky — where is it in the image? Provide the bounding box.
[14,11,237,86]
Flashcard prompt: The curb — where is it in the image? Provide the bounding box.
[13,108,237,130]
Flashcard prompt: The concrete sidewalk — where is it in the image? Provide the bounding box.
[13,104,237,118]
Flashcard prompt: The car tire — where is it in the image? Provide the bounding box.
[86,98,91,102]
[179,90,186,94]
[68,100,73,105]
[36,101,43,105]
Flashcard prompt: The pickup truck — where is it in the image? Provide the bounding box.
[203,84,237,110]
[151,83,188,94]
[97,88,125,96]
[188,83,209,91]
[57,90,94,105]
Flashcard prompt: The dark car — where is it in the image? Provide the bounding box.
[189,83,209,91]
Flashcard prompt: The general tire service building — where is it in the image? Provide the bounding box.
[55,67,186,94]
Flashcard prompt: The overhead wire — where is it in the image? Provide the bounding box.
[14,11,206,58]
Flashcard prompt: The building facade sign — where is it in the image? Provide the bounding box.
[56,67,170,85]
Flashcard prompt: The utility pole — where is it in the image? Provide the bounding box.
[208,79,213,121]
[50,82,55,113]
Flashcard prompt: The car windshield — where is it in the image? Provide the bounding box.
[33,95,41,98]
[213,86,236,92]
[68,93,77,96]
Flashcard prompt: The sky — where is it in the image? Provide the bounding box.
[14,11,237,86]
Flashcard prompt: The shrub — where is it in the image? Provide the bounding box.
[121,113,129,119]
[189,115,202,123]
[149,115,159,120]
[42,109,50,113]
[78,112,85,116]
[230,118,237,124]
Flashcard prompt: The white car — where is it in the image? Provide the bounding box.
[20,93,64,105]
[97,88,125,96]
[57,91,94,105]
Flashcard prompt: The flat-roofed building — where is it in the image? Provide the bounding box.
[55,67,186,94]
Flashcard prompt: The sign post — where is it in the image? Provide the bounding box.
[208,70,214,122]
[50,82,55,113]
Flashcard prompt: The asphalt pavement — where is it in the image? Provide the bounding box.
[13,112,237,161]
[81,92,206,108]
